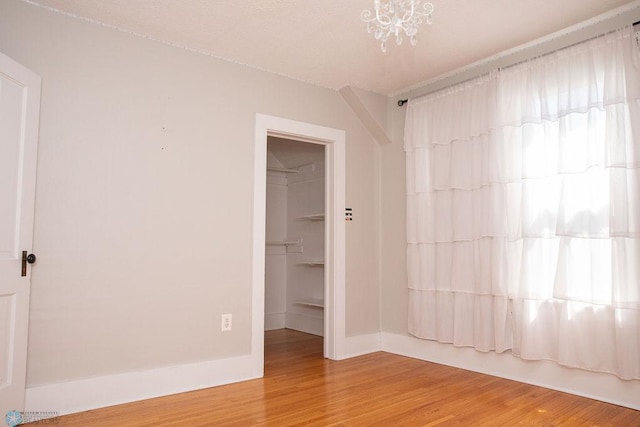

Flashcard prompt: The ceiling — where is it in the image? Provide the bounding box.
[27,0,637,96]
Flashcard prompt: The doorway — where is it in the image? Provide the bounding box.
[265,137,325,344]
[252,114,345,376]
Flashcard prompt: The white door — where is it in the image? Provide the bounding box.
[0,52,41,418]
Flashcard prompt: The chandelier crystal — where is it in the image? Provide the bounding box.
[361,0,434,52]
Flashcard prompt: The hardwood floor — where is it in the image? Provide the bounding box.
[32,329,639,426]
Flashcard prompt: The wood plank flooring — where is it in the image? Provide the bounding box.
[30,329,640,426]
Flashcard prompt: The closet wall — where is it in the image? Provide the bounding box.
[265,151,288,330]
[265,138,325,336]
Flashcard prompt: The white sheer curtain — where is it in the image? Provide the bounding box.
[405,27,640,379]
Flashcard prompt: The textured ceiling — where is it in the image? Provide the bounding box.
[26,0,637,95]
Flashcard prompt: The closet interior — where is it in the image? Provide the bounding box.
[265,137,325,337]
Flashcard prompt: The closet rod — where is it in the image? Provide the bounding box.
[396,5,640,106]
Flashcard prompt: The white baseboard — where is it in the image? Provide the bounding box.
[381,332,640,411]
[265,312,285,330]
[25,354,260,416]
[342,333,381,359]
[285,312,323,336]
[28,332,637,418]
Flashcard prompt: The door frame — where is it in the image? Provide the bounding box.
[252,114,345,373]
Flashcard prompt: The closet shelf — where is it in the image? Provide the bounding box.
[296,213,324,221]
[267,166,299,174]
[294,298,324,308]
[266,238,302,246]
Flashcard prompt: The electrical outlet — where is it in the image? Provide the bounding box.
[221,314,232,331]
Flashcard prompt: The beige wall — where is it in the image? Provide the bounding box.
[380,101,409,334]
[0,0,381,386]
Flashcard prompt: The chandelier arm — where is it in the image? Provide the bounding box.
[376,12,393,26]
[406,0,415,22]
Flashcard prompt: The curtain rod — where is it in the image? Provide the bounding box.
[396,9,640,107]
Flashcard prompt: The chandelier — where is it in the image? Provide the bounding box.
[361,0,434,52]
